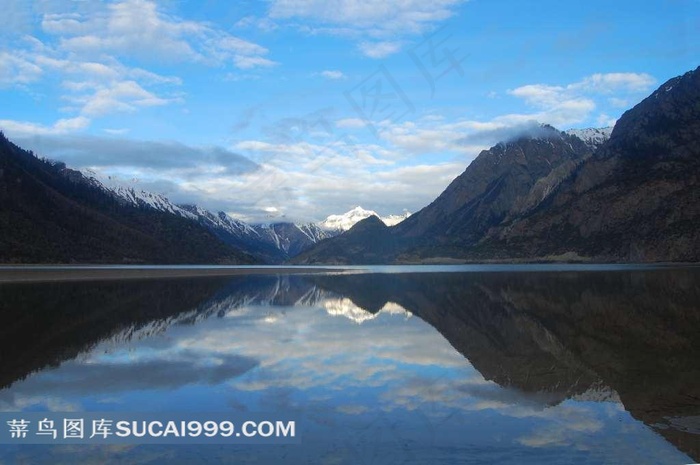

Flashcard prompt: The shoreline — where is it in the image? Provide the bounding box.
[0,266,346,284]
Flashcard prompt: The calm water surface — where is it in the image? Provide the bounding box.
[0,266,698,464]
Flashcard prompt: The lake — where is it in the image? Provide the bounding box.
[0,265,698,464]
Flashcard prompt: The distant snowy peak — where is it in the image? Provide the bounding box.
[382,211,412,227]
[320,206,377,231]
[566,127,613,149]
[320,206,411,232]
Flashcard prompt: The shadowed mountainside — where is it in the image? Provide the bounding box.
[0,133,256,264]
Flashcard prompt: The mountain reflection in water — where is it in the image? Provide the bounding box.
[0,267,698,464]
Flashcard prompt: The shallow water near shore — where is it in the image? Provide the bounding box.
[0,265,698,464]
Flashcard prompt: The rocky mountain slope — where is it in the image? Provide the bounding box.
[477,67,700,262]
[294,66,700,264]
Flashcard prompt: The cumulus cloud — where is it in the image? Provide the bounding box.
[507,72,656,126]
[224,108,475,221]
[0,0,276,139]
[43,0,276,69]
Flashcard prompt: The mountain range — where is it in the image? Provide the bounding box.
[0,139,409,263]
[83,173,411,263]
[294,66,700,264]
[1,65,698,264]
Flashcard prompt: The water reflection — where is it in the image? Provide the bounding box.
[0,268,698,464]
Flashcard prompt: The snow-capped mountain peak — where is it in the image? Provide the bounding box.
[320,206,411,232]
[566,127,613,149]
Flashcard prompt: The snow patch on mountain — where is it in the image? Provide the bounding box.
[565,127,613,149]
[83,170,197,219]
[179,204,259,238]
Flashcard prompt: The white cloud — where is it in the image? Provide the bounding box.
[0,1,241,132]
[575,73,656,93]
[509,72,656,108]
[268,0,465,36]
[70,80,180,117]
[267,0,467,57]
[0,51,42,87]
[226,130,465,222]
[358,41,402,58]
[376,119,487,155]
[507,72,656,127]
[45,0,276,70]
[0,116,90,136]
[320,70,346,80]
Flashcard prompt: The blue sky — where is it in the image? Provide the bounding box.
[1,0,698,222]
